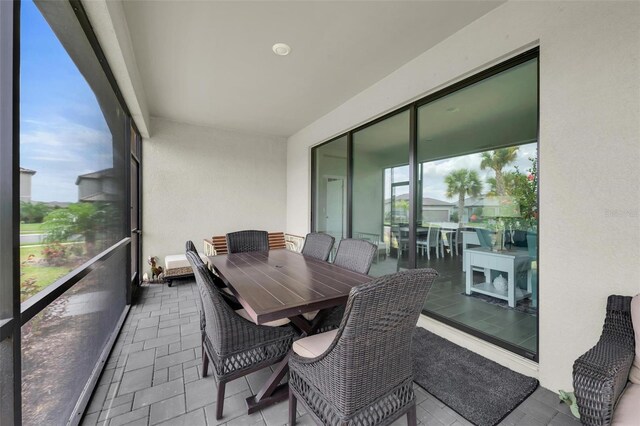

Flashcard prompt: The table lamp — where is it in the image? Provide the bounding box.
[482,196,521,251]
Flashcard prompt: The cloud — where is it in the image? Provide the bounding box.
[20,116,114,202]
[420,143,537,201]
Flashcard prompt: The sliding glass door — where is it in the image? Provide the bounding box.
[352,110,409,275]
[310,50,539,359]
[417,58,538,356]
[312,135,348,259]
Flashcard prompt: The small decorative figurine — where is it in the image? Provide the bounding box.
[148,256,164,282]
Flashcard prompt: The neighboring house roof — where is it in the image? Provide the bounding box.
[20,167,36,175]
[76,168,116,202]
[80,192,117,202]
[422,197,454,207]
[386,194,454,207]
[75,168,114,185]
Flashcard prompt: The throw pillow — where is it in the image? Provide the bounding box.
[630,294,640,384]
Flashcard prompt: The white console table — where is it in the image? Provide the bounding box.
[465,247,532,308]
[461,230,480,271]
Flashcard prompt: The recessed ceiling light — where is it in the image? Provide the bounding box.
[272,43,291,56]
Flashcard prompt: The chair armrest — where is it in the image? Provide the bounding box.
[285,233,305,252]
[203,239,217,256]
[573,338,635,425]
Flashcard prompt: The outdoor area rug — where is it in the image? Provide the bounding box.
[412,327,538,426]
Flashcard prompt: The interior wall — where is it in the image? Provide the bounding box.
[315,154,347,233]
[286,0,640,392]
[352,150,385,236]
[143,118,286,265]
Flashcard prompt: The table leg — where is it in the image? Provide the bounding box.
[246,355,290,413]
[462,241,469,271]
[465,251,472,295]
[245,312,326,413]
[289,315,312,334]
[508,265,516,308]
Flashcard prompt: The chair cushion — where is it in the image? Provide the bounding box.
[235,308,290,327]
[612,383,640,425]
[165,253,207,270]
[629,294,640,384]
[292,330,338,358]
[302,310,319,321]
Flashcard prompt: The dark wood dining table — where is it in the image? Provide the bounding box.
[207,249,372,413]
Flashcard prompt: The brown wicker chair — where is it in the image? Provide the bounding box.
[289,268,438,426]
[573,295,635,425]
[226,230,269,253]
[333,238,377,275]
[301,232,335,261]
[185,240,240,309]
[185,251,297,420]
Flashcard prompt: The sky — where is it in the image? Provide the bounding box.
[20,0,113,203]
[387,142,537,203]
[421,143,537,203]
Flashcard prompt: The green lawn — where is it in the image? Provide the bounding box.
[20,222,45,234]
[20,245,73,302]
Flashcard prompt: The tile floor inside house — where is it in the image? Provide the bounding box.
[81,280,578,426]
[370,249,537,354]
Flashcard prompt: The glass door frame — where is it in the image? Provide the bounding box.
[130,121,142,302]
[310,48,539,361]
[0,1,22,422]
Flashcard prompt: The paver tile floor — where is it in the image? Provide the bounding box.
[81,281,579,426]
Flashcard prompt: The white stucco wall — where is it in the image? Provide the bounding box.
[143,118,287,264]
[286,1,640,392]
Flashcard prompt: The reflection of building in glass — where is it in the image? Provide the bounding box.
[76,168,116,202]
[20,167,36,202]
[385,193,455,224]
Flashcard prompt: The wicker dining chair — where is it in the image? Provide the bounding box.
[301,233,335,261]
[313,238,378,331]
[185,240,241,309]
[333,238,377,275]
[226,230,269,253]
[186,241,207,340]
[573,295,636,425]
[289,268,438,426]
[185,251,297,420]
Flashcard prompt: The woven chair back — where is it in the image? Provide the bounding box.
[185,240,206,338]
[186,250,295,382]
[226,230,269,253]
[602,295,634,345]
[331,268,438,414]
[185,240,198,254]
[186,251,237,355]
[301,233,335,261]
[333,238,377,274]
